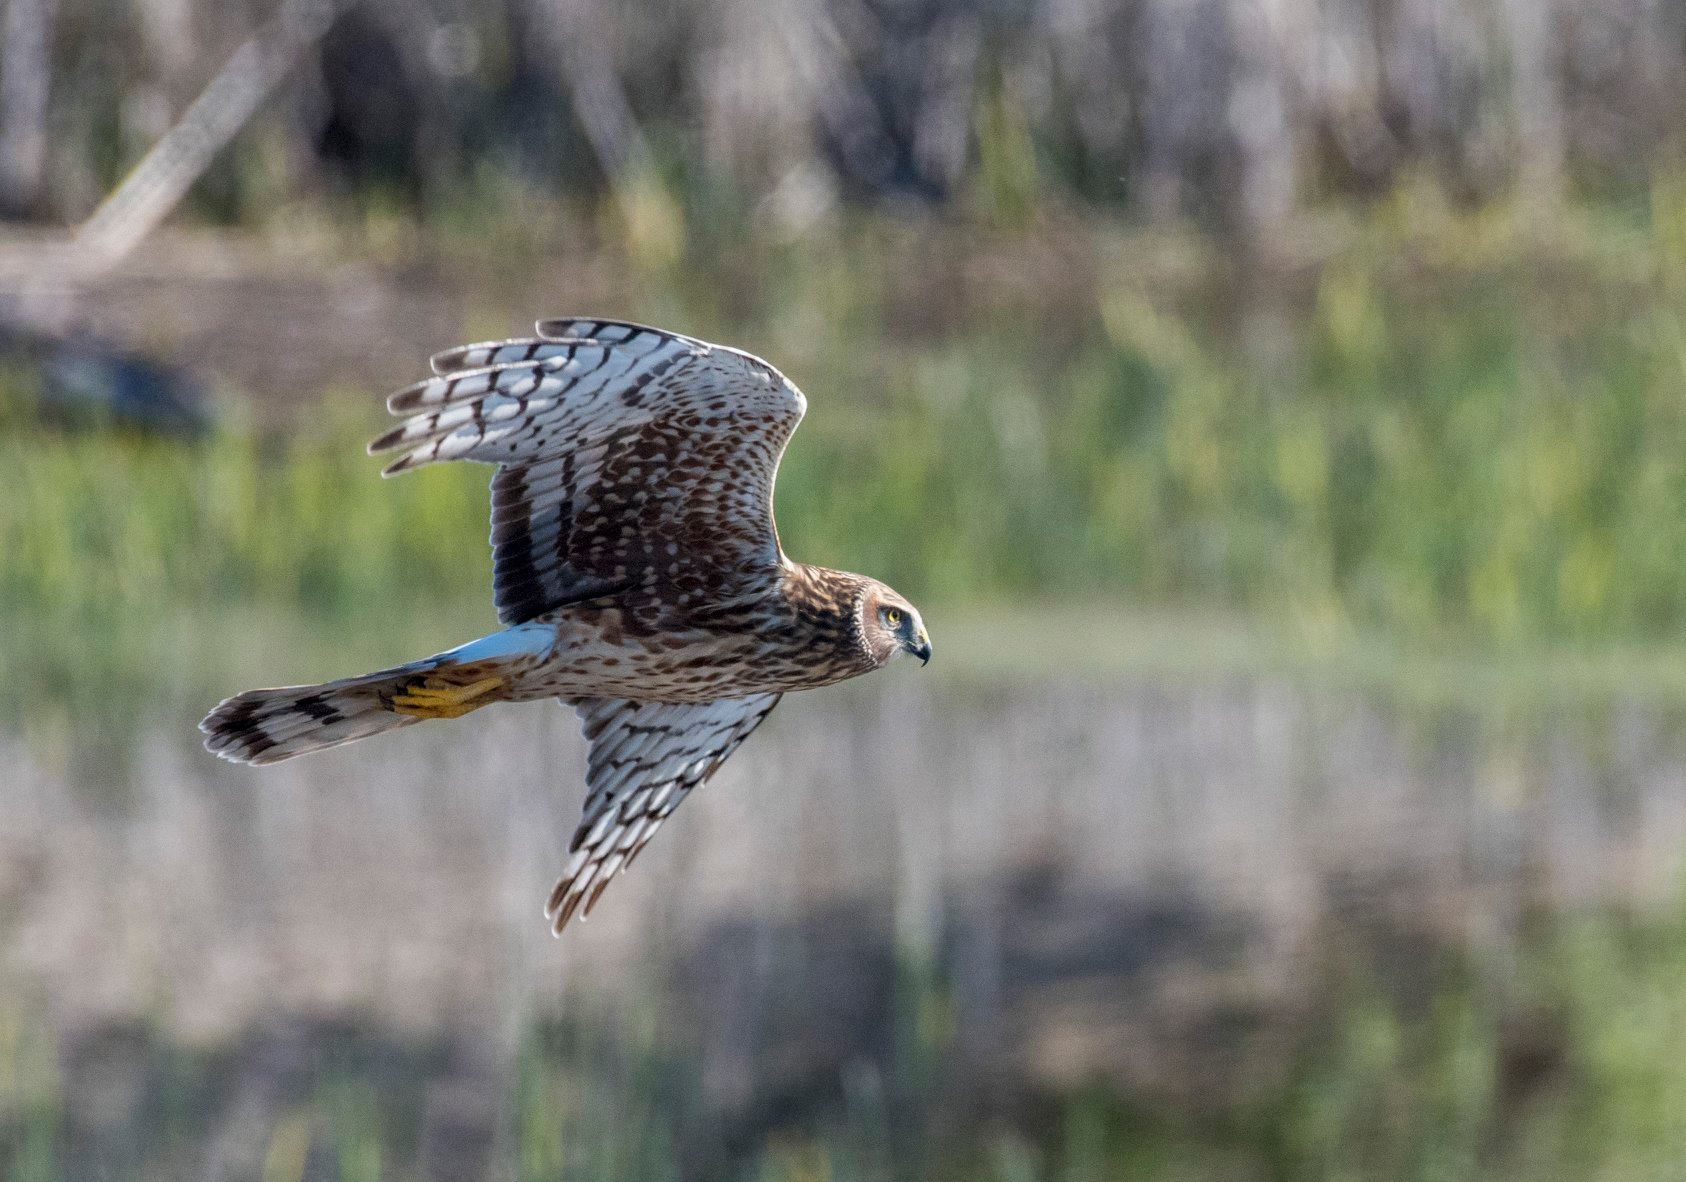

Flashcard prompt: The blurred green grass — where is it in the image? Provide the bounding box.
[8,33,1686,1179]
[7,903,1686,1180]
[9,184,1686,720]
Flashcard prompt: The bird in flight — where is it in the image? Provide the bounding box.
[201,318,931,933]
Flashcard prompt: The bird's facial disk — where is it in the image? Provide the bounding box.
[875,598,931,666]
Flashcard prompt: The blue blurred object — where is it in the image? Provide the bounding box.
[1,322,211,437]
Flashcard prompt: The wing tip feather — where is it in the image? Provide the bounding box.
[534,316,689,347]
[386,383,440,414]
[534,317,586,340]
[368,423,422,471]
[367,425,406,455]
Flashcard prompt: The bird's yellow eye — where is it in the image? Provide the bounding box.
[885,608,902,627]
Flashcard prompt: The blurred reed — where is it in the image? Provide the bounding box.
[7,677,1686,1179]
[6,0,1686,234]
[10,912,1686,1182]
[6,3,1686,1178]
[10,189,1686,724]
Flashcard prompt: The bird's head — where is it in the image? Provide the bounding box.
[860,583,931,667]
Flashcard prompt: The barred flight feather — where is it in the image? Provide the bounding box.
[546,693,782,933]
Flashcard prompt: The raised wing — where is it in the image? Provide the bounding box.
[370,319,807,624]
[546,693,781,934]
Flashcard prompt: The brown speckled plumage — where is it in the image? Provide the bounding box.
[200,318,931,935]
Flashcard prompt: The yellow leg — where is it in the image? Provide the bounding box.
[390,675,505,719]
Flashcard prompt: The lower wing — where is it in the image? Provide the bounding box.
[547,692,782,934]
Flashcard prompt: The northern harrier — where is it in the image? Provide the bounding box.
[201,319,931,933]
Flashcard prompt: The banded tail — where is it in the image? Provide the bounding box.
[200,624,551,765]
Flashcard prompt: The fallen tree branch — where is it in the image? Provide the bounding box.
[71,0,352,272]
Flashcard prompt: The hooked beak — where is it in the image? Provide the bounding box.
[909,629,932,666]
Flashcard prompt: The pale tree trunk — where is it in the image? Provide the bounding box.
[542,0,649,187]
[0,0,60,218]
[72,0,351,270]
[1504,0,1564,206]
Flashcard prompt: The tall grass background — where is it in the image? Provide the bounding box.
[13,184,1686,724]
[10,0,1686,1176]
